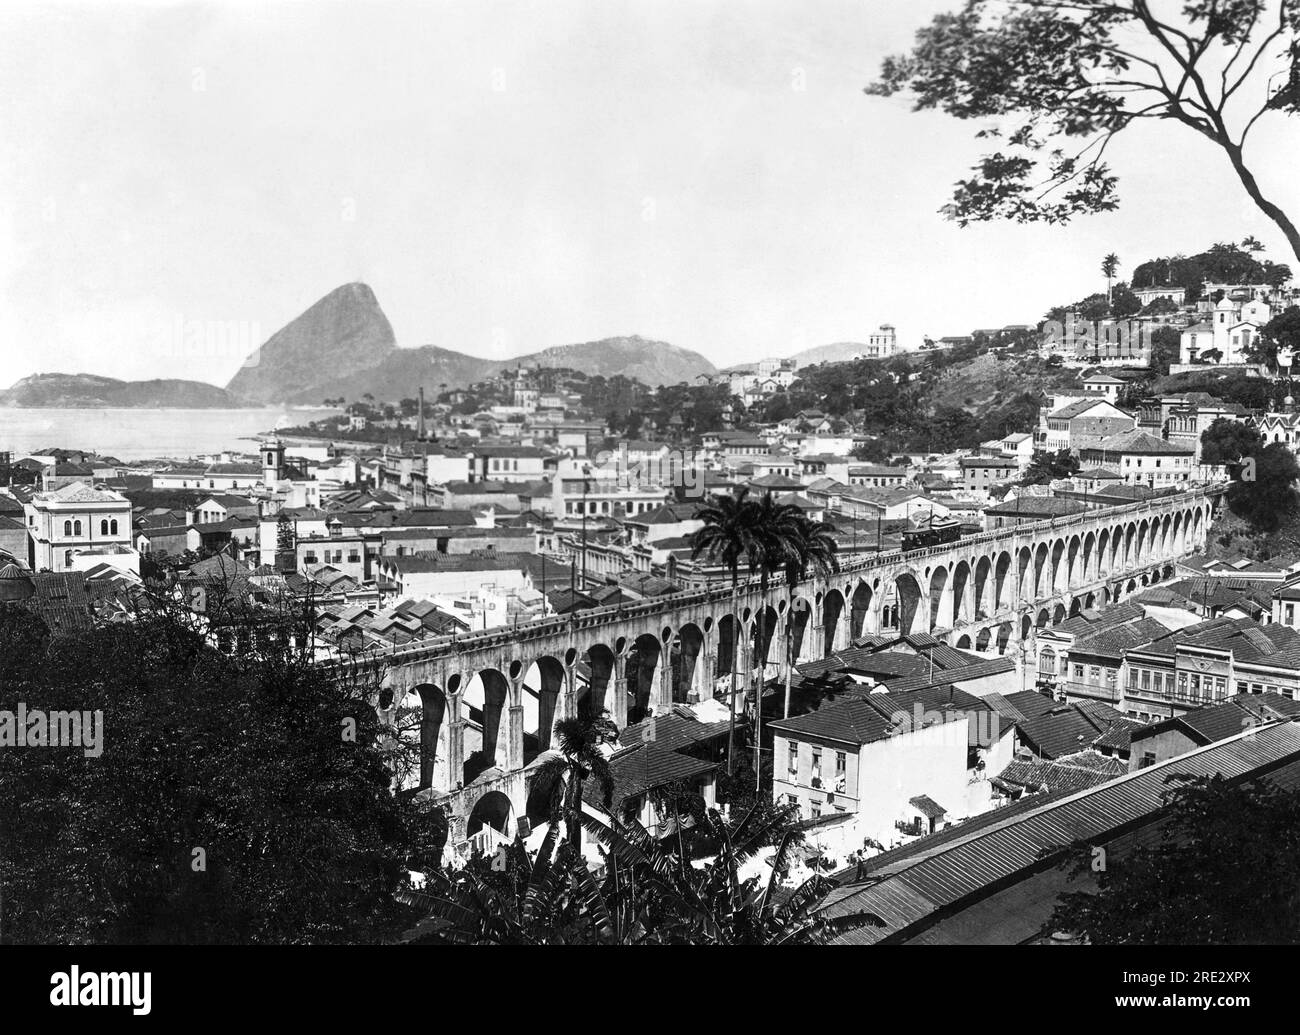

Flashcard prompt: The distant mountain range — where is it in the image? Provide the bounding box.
[6,282,889,407]
[225,284,720,403]
[0,373,241,408]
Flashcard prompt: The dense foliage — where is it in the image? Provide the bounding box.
[1051,775,1300,944]
[0,602,438,944]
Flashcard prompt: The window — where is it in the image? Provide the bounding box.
[100,520,108,535]
[73,520,82,536]
[810,804,821,820]
[835,751,846,775]
[787,743,798,776]
[63,520,72,536]
[1140,751,1157,769]
[1140,669,1150,690]
[1075,664,1085,680]
[1177,672,1187,697]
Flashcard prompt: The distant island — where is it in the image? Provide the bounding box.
[0,373,245,409]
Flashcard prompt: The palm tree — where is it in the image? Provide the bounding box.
[691,488,762,777]
[780,515,840,719]
[745,493,807,790]
[530,714,616,851]
[1101,253,1121,304]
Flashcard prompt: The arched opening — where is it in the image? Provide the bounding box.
[412,682,447,792]
[950,560,971,625]
[1017,546,1034,602]
[1082,532,1096,582]
[578,644,616,722]
[467,790,514,839]
[1052,603,1066,626]
[1069,597,1083,617]
[1050,539,1066,594]
[522,655,565,754]
[788,598,813,664]
[975,627,993,652]
[1033,542,1050,598]
[893,573,924,637]
[627,632,663,724]
[715,614,743,690]
[850,581,874,641]
[956,634,973,650]
[821,589,846,654]
[462,667,510,781]
[1036,608,1050,630]
[929,565,951,630]
[751,604,780,678]
[994,552,1012,611]
[670,623,705,703]
[997,622,1013,654]
[973,556,992,617]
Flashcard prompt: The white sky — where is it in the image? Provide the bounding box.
[1,0,1296,385]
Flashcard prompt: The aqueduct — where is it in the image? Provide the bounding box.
[339,488,1222,847]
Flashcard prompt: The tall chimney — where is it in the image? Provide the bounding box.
[417,386,426,441]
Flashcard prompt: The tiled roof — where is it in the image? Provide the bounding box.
[582,742,717,808]
[1017,702,1141,759]
[1133,693,1300,747]
[1092,429,1194,455]
[996,750,1128,794]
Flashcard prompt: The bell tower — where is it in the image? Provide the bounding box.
[261,438,286,485]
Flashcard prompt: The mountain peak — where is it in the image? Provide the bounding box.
[226,283,396,404]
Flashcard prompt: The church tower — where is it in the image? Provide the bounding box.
[261,439,286,485]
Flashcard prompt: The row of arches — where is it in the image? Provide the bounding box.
[388,500,1213,818]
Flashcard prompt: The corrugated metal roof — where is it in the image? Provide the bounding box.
[820,719,1300,944]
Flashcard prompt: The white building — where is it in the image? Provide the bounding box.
[24,482,136,573]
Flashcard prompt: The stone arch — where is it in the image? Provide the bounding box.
[1033,542,1051,598]
[951,559,972,625]
[752,603,780,681]
[822,589,846,654]
[1017,546,1034,602]
[467,789,514,839]
[893,571,925,637]
[1050,539,1067,594]
[523,655,565,754]
[1069,597,1084,617]
[929,565,951,630]
[627,632,663,724]
[1036,607,1050,629]
[994,551,1012,611]
[956,633,973,649]
[996,622,1013,654]
[1082,531,1096,582]
[1097,528,1111,577]
[581,643,616,721]
[788,597,814,664]
[410,682,448,792]
[670,623,706,703]
[850,580,874,641]
[462,667,510,780]
[1066,536,1081,589]
[973,555,992,617]
[975,627,993,652]
[1052,603,1067,626]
